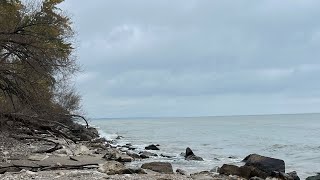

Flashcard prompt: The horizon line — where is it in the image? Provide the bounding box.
[89,112,320,120]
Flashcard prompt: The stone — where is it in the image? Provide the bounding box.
[127,152,141,159]
[160,154,174,158]
[219,164,241,176]
[98,161,126,175]
[306,174,320,180]
[145,144,160,150]
[185,147,194,157]
[141,162,173,174]
[287,171,300,180]
[116,135,123,139]
[28,154,49,161]
[176,168,187,175]
[190,171,215,180]
[243,154,285,174]
[185,155,204,161]
[184,147,204,161]
[139,151,158,158]
[219,164,269,179]
[103,150,133,162]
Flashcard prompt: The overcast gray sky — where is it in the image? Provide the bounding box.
[60,0,320,118]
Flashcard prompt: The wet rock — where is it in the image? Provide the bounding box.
[287,171,300,180]
[184,147,203,161]
[243,154,285,174]
[116,135,123,140]
[139,151,158,158]
[160,154,174,158]
[127,152,141,159]
[176,168,187,175]
[145,144,160,150]
[141,162,173,174]
[306,174,320,180]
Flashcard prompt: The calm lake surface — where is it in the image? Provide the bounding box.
[91,113,320,179]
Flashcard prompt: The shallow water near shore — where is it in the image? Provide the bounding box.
[91,113,320,179]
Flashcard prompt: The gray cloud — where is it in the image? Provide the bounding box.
[61,0,320,118]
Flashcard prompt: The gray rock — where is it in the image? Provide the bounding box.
[141,162,173,174]
[139,151,158,158]
[103,149,133,162]
[184,147,204,161]
[160,154,174,158]
[190,171,215,180]
[98,161,126,175]
[98,161,144,175]
[145,144,160,150]
[219,164,241,176]
[126,152,141,159]
[307,174,320,180]
[219,164,269,179]
[287,171,300,180]
[243,154,285,174]
[176,168,187,175]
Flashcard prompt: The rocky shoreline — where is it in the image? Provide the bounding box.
[0,126,319,180]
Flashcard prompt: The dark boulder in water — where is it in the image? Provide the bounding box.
[145,144,160,150]
[306,174,320,180]
[243,154,285,174]
[139,151,158,158]
[185,147,194,156]
[184,147,203,161]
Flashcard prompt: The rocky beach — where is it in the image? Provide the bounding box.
[1,118,319,180]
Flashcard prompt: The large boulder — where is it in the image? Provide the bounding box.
[141,162,173,174]
[98,161,126,175]
[184,147,203,161]
[219,164,268,179]
[145,144,160,150]
[306,174,320,180]
[219,164,241,176]
[243,154,285,174]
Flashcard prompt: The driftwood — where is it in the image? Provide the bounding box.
[2,112,94,143]
[9,134,63,153]
[0,163,99,174]
[68,114,89,128]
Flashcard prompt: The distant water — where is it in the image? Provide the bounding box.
[91,114,320,179]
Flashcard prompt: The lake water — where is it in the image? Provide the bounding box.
[91,113,320,179]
